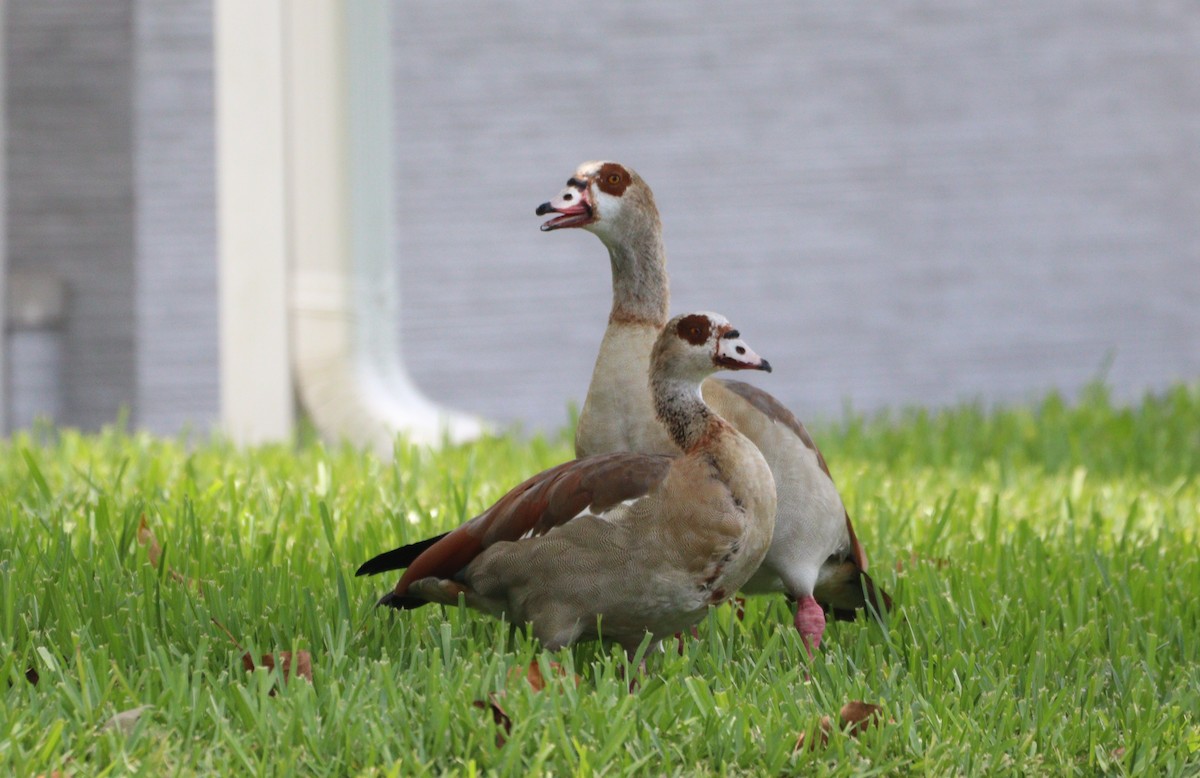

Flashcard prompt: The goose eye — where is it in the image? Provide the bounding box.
[675,313,712,345]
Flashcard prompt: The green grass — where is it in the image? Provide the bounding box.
[2,383,1198,776]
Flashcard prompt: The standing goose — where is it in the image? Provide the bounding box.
[357,313,776,652]
[537,161,890,653]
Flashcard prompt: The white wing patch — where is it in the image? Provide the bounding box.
[516,496,646,541]
[589,497,642,524]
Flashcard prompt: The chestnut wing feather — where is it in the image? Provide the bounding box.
[394,452,673,596]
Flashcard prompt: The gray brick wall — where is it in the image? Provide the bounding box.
[391,1,1200,428]
[133,0,218,434]
[7,0,136,430]
[6,2,1199,434]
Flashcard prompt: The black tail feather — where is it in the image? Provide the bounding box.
[355,531,449,577]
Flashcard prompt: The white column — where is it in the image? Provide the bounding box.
[213,0,294,445]
[214,0,484,452]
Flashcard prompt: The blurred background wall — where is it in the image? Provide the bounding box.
[5,1,1198,434]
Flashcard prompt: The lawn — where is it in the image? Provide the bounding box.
[2,384,1198,776]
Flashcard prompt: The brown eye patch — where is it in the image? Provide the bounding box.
[595,163,631,197]
[676,314,711,346]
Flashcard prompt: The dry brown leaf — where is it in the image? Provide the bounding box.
[99,705,152,735]
[473,694,512,747]
[796,702,886,751]
[839,701,885,736]
[213,618,313,692]
[137,516,163,568]
[522,661,548,692]
[241,650,314,693]
[137,515,197,588]
[258,651,313,684]
[508,659,579,691]
[479,660,581,747]
[795,715,833,751]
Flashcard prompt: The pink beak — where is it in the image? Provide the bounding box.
[536,184,595,231]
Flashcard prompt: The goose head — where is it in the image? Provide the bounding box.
[652,312,772,384]
[537,161,660,246]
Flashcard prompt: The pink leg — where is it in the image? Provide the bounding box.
[794,595,826,657]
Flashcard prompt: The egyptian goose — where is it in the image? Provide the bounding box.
[357,313,777,652]
[537,161,891,653]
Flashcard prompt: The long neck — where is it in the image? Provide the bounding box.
[652,375,725,453]
[600,224,669,327]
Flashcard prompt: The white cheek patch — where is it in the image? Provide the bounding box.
[591,190,622,221]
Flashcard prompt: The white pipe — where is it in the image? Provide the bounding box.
[284,2,484,455]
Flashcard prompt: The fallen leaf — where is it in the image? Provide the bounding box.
[137,516,163,568]
[523,661,548,692]
[839,701,885,736]
[796,702,886,751]
[214,618,313,692]
[478,660,582,747]
[795,715,832,751]
[99,705,152,735]
[259,651,314,684]
[507,659,579,691]
[473,694,512,747]
[137,516,196,588]
[241,651,313,693]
